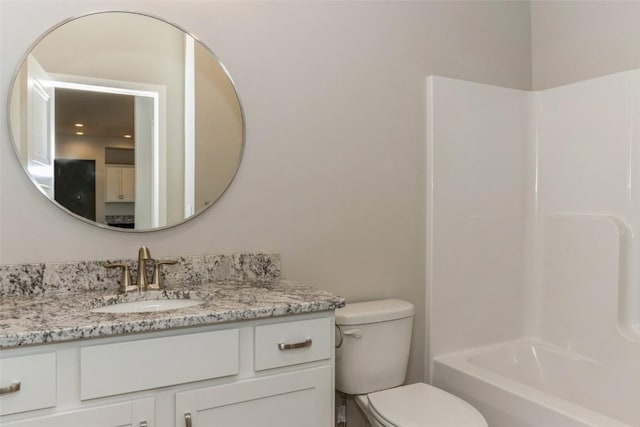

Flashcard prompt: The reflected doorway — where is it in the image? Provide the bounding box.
[52,81,160,229]
[54,159,96,221]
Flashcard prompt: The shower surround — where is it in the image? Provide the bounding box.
[427,72,640,426]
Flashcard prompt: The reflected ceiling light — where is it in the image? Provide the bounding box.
[75,131,84,135]
[123,134,132,139]
[74,123,84,127]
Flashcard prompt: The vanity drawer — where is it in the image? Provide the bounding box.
[0,352,56,415]
[254,317,331,371]
[81,329,239,400]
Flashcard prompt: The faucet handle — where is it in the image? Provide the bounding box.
[148,260,179,290]
[104,263,135,294]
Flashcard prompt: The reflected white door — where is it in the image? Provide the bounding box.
[26,55,54,197]
[134,96,157,229]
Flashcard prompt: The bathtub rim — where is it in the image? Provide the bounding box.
[433,338,631,427]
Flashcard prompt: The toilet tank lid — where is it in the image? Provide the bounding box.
[335,299,414,325]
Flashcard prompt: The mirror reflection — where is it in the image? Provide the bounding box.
[8,12,244,231]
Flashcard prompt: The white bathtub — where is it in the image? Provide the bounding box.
[432,341,633,427]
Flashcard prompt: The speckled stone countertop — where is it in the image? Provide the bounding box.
[0,279,345,348]
[0,253,345,349]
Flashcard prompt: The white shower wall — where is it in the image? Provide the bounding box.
[428,70,640,366]
[535,70,640,360]
[426,76,530,361]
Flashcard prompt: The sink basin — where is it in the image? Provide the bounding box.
[91,298,203,313]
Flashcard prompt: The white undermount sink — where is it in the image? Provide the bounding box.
[91,298,203,313]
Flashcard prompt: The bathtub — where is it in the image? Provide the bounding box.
[432,340,633,427]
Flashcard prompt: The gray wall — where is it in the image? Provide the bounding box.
[532,0,640,90]
[0,3,531,424]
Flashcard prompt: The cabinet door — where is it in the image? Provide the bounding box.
[175,366,332,427]
[120,166,135,201]
[105,166,135,202]
[105,166,122,202]
[0,352,56,416]
[3,397,154,427]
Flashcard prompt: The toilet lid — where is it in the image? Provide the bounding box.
[367,383,487,427]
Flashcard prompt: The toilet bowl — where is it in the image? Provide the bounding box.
[355,383,486,427]
[335,300,487,427]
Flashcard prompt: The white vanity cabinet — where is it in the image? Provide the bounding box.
[0,312,335,427]
[175,317,333,427]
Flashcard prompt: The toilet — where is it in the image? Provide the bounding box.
[335,299,487,427]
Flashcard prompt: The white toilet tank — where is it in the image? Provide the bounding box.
[335,299,414,395]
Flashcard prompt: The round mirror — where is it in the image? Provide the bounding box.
[7,11,244,231]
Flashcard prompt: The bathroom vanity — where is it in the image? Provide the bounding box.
[0,255,344,427]
[1,314,335,427]
[0,9,345,426]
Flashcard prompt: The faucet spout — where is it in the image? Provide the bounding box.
[136,246,151,290]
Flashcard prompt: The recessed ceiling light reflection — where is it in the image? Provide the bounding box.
[74,123,84,128]
[123,134,132,139]
[75,131,84,136]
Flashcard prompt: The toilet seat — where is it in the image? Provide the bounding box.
[366,383,487,427]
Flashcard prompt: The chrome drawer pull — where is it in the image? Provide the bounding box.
[278,338,312,351]
[140,422,148,427]
[185,412,192,427]
[0,382,21,395]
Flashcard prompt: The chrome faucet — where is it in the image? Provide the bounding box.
[136,246,151,291]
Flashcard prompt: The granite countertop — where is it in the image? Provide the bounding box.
[0,279,345,349]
